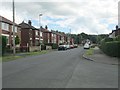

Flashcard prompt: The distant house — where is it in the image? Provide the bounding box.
[109,25,120,38]
[51,30,57,44]
[41,28,51,44]
[19,20,41,51]
[0,16,21,48]
[109,31,115,38]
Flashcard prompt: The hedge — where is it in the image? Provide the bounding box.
[44,43,58,49]
[2,36,7,55]
[100,41,120,57]
[52,43,58,49]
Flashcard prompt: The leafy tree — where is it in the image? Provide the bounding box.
[89,35,97,44]
[80,32,89,39]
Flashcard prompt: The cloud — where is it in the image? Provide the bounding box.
[0,0,119,34]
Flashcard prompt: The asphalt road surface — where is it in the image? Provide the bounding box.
[2,47,118,88]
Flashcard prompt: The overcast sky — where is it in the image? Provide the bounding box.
[0,0,119,34]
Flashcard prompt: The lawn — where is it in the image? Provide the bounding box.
[86,48,94,56]
[2,50,50,62]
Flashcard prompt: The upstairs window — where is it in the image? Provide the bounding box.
[12,26,18,32]
[36,31,39,36]
[2,22,9,31]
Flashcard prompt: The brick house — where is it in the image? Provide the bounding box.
[0,16,21,48]
[19,20,42,51]
[41,28,51,44]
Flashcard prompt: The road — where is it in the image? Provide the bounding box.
[2,47,118,88]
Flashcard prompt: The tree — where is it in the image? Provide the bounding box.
[80,32,89,39]
[89,35,97,44]
[15,35,20,45]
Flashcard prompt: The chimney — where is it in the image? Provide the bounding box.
[116,25,118,30]
[45,25,48,29]
[28,20,32,26]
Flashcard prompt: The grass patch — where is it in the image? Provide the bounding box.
[25,50,48,56]
[2,55,22,62]
[2,50,50,62]
[86,48,94,56]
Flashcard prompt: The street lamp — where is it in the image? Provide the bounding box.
[39,14,42,51]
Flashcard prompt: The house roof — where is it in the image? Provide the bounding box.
[19,21,38,30]
[41,28,51,33]
[0,15,19,26]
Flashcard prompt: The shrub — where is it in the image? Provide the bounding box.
[41,44,46,50]
[104,37,113,42]
[44,43,58,49]
[2,36,7,55]
[115,35,120,41]
[100,41,120,57]
[15,35,20,45]
[52,43,58,49]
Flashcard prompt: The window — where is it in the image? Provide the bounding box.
[36,31,38,35]
[2,22,9,31]
[40,31,42,37]
[52,34,53,37]
[12,26,18,32]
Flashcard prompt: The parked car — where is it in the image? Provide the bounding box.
[74,44,78,48]
[84,43,90,49]
[70,44,74,49]
[58,45,67,50]
[66,44,70,49]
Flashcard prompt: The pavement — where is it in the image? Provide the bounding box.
[83,47,119,65]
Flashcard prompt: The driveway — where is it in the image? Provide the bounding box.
[2,47,118,88]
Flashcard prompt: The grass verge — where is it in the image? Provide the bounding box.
[86,48,94,56]
[2,50,50,62]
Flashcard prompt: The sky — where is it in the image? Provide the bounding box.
[0,0,119,35]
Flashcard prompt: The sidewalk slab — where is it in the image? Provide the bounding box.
[83,47,119,65]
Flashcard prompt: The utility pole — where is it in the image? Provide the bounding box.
[13,0,16,55]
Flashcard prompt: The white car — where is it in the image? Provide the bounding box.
[58,45,67,50]
[84,43,90,49]
[66,44,70,49]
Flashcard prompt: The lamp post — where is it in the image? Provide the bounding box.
[39,14,42,51]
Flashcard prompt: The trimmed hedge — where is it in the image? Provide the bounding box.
[52,43,58,49]
[44,43,58,49]
[100,41,120,57]
[114,35,120,41]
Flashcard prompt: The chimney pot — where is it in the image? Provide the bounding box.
[28,20,32,26]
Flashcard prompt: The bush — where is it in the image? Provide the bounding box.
[2,36,7,55]
[114,35,120,41]
[41,44,46,50]
[104,37,113,42]
[15,35,20,45]
[100,41,120,57]
[44,43,58,49]
[52,43,58,49]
